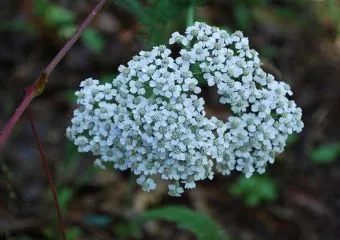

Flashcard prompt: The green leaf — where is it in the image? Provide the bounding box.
[100,74,116,83]
[0,20,36,33]
[63,140,81,172]
[33,0,48,16]
[82,28,105,53]
[45,5,76,26]
[65,227,82,239]
[274,7,298,20]
[114,0,205,46]
[234,3,251,29]
[260,45,278,59]
[310,143,340,164]
[43,227,53,238]
[58,24,77,39]
[64,90,77,103]
[230,175,278,207]
[286,134,298,146]
[116,222,140,239]
[58,187,74,214]
[245,194,260,207]
[130,206,228,240]
[7,237,32,240]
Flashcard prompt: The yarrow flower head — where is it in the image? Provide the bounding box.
[66,22,303,196]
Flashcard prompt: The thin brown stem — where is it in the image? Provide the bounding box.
[0,0,108,150]
[27,108,66,239]
[45,0,107,75]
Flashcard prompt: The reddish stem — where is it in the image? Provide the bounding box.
[0,86,35,150]
[45,0,107,75]
[27,108,66,239]
[0,0,108,150]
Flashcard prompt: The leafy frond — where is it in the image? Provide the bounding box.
[114,0,205,46]
[129,205,229,240]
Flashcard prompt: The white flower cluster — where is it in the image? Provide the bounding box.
[66,22,303,196]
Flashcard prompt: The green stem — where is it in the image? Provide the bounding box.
[192,71,202,75]
[186,1,196,27]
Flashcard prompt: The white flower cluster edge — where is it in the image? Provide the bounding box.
[66,22,303,196]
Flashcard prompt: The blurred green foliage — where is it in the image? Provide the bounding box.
[62,139,98,184]
[230,175,278,207]
[0,20,36,33]
[58,187,74,214]
[43,225,82,239]
[39,2,76,26]
[65,227,83,239]
[41,140,99,239]
[62,141,81,172]
[231,0,326,60]
[33,0,105,53]
[233,0,340,38]
[316,0,340,35]
[286,134,298,145]
[100,73,117,83]
[233,0,304,30]
[82,28,105,52]
[310,142,340,164]
[0,0,105,53]
[117,205,228,240]
[113,0,206,46]
[6,237,32,240]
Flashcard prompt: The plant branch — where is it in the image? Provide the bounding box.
[27,108,66,239]
[0,0,108,150]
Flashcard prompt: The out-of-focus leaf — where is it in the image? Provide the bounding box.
[230,175,278,207]
[311,143,340,164]
[260,45,278,59]
[245,194,260,207]
[45,5,75,26]
[82,28,105,53]
[58,187,74,213]
[234,3,251,29]
[7,237,32,240]
[64,140,81,171]
[129,206,229,240]
[0,21,36,33]
[43,227,53,238]
[34,0,48,15]
[114,0,204,46]
[116,222,141,239]
[287,134,298,146]
[274,7,298,19]
[100,74,116,83]
[65,227,82,239]
[253,7,296,30]
[64,90,77,103]
[59,24,77,39]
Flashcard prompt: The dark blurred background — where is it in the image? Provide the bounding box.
[1,0,340,239]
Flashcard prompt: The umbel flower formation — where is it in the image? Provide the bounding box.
[66,22,303,196]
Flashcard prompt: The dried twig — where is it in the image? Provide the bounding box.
[0,0,109,238]
[0,0,108,150]
[27,108,66,239]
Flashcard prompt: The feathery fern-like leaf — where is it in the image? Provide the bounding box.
[114,0,205,46]
[130,205,228,240]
